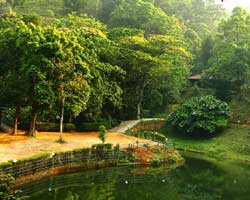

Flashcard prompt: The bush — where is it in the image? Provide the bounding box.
[168,95,230,136]
[26,130,37,137]
[99,125,107,143]
[150,157,162,167]
[0,174,22,200]
[76,122,112,132]
[129,130,167,143]
[128,155,138,163]
[91,143,113,160]
[35,123,76,132]
[92,143,113,150]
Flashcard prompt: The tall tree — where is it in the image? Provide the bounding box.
[207,7,250,100]
[109,0,183,37]
[0,13,30,135]
[107,27,191,119]
[151,0,226,39]
[55,14,125,122]
[50,29,91,139]
[63,0,87,14]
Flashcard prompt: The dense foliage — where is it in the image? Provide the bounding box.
[168,96,230,136]
[206,8,250,102]
[98,125,107,143]
[0,0,244,136]
[0,174,22,200]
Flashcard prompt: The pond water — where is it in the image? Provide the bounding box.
[21,153,250,200]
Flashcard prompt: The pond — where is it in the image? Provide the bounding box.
[21,153,250,200]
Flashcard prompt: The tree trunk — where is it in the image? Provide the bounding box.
[136,83,146,120]
[0,108,2,127]
[12,104,20,135]
[95,0,100,17]
[29,108,38,133]
[68,113,72,124]
[59,96,65,141]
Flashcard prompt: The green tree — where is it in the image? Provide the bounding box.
[55,14,125,122]
[207,7,250,100]
[96,0,122,23]
[168,95,230,136]
[98,125,106,143]
[0,174,22,200]
[109,0,183,37]
[0,14,92,137]
[0,13,32,135]
[151,0,226,39]
[63,0,87,14]
[27,25,91,138]
[107,28,191,119]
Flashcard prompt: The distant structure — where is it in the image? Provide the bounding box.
[188,74,202,86]
[188,74,202,81]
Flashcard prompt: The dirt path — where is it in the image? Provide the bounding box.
[0,119,164,163]
[0,131,156,163]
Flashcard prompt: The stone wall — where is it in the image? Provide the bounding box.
[132,120,165,132]
[0,147,121,180]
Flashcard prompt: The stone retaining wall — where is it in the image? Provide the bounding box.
[0,147,121,179]
[131,120,165,132]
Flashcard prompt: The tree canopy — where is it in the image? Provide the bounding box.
[0,0,245,134]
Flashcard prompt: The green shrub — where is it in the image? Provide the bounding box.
[91,143,113,160]
[65,191,79,200]
[150,157,162,167]
[166,156,177,163]
[0,174,23,200]
[21,121,114,132]
[76,122,112,132]
[131,131,167,143]
[64,124,76,131]
[35,123,76,132]
[92,143,113,150]
[168,95,230,136]
[98,125,107,143]
[26,130,36,137]
[118,158,130,163]
[128,155,138,163]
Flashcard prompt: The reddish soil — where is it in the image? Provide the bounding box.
[133,146,179,164]
[0,131,156,163]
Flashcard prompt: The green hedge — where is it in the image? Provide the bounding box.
[92,143,113,150]
[76,122,112,131]
[19,120,120,132]
[19,122,76,132]
[127,130,167,143]
[36,123,76,132]
[140,119,164,126]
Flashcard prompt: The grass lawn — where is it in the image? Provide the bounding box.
[163,124,250,162]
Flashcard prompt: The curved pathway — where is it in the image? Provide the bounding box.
[110,118,164,133]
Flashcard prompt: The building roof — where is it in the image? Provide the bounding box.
[188,74,202,80]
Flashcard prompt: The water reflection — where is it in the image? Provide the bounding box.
[21,155,250,200]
